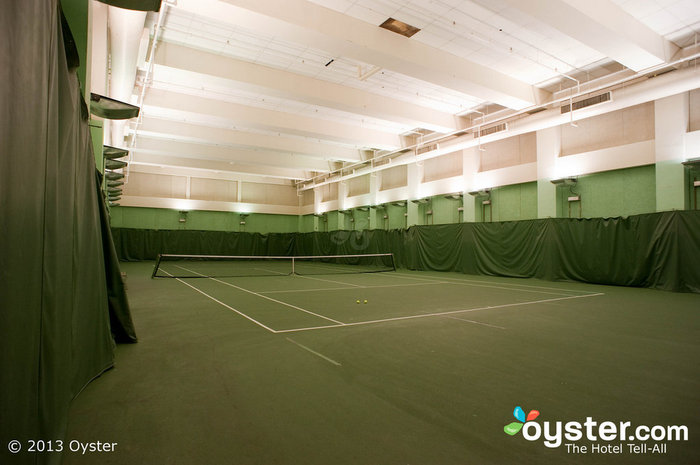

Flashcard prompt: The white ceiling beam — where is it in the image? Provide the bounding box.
[130,152,311,180]
[154,42,458,133]
[502,0,679,72]
[172,0,547,109]
[127,162,293,185]
[142,87,402,149]
[135,117,362,162]
[131,137,332,172]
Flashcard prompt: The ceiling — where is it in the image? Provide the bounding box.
[108,0,700,187]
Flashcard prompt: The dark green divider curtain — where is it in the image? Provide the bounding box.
[1,2,135,464]
[113,211,700,293]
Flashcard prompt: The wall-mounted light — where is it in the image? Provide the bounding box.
[550,177,577,186]
[411,198,430,204]
[468,189,491,197]
[443,193,463,200]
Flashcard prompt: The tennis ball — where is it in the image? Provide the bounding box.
[364,300,368,304]
[356,300,360,304]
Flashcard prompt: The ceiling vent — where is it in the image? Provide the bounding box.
[372,157,392,167]
[379,18,421,38]
[561,92,611,114]
[416,143,438,155]
[474,123,508,138]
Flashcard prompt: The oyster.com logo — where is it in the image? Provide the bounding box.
[502,404,688,454]
[504,406,540,436]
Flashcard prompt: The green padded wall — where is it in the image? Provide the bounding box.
[556,165,656,218]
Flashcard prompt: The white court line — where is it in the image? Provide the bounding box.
[274,292,605,334]
[296,261,390,276]
[254,265,365,288]
[295,274,364,287]
[286,338,342,366]
[394,272,600,294]
[163,268,604,335]
[161,270,278,333]
[173,265,345,325]
[444,315,506,330]
[386,272,590,296]
[259,281,448,294]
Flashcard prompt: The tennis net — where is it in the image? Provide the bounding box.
[152,253,396,278]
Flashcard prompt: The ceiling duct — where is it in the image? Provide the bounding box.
[561,92,611,114]
[416,143,438,155]
[372,158,392,168]
[475,123,508,138]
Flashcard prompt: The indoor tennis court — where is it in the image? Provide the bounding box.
[5,1,700,465]
[60,259,700,465]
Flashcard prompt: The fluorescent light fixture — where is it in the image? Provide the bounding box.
[444,193,463,200]
[391,201,406,207]
[411,198,430,204]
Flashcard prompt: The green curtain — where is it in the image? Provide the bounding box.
[1,2,135,463]
[113,211,700,293]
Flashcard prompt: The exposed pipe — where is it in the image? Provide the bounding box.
[300,54,700,191]
[122,0,169,182]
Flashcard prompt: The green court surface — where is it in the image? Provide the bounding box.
[63,262,700,464]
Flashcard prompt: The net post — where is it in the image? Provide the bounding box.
[391,253,396,272]
[152,254,163,278]
[291,256,296,275]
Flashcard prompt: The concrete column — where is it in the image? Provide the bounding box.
[312,187,321,231]
[462,148,479,222]
[536,126,561,218]
[336,182,348,229]
[368,173,378,229]
[655,93,689,211]
[406,162,423,226]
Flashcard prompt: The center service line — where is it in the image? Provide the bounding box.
[286,337,342,366]
[173,265,345,325]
